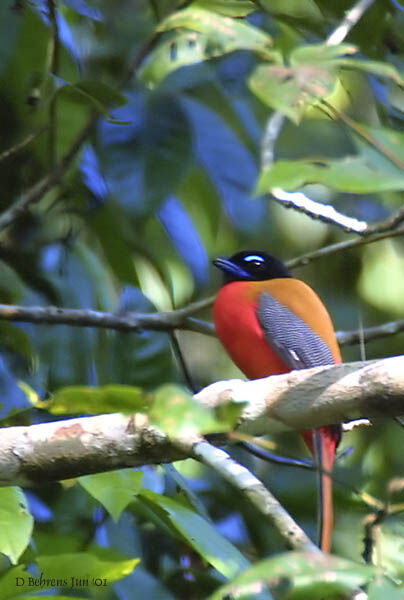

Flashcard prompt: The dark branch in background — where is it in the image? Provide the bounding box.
[338,319,404,346]
[365,206,404,235]
[0,303,215,336]
[47,0,60,168]
[0,298,404,346]
[169,331,199,392]
[0,302,403,347]
[0,120,94,233]
[0,127,48,164]
[323,100,404,172]
[287,226,404,269]
[0,28,158,234]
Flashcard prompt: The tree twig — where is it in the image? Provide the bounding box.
[0,128,48,164]
[191,440,319,552]
[0,303,215,336]
[0,20,155,234]
[326,0,377,46]
[338,319,404,346]
[0,119,95,233]
[47,0,60,168]
[261,0,380,236]
[1,302,404,346]
[271,188,368,233]
[287,226,404,269]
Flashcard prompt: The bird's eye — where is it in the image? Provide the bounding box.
[244,254,265,264]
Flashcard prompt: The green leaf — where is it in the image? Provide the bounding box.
[0,565,32,600]
[12,597,89,600]
[57,81,127,116]
[79,469,143,522]
[0,322,33,362]
[259,0,323,20]
[139,7,277,87]
[249,63,336,123]
[163,464,212,521]
[191,0,256,16]
[49,384,147,415]
[368,578,404,600]
[351,121,404,171]
[139,490,249,578]
[149,384,223,437]
[208,552,374,599]
[256,156,404,194]
[0,488,33,565]
[338,58,404,85]
[35,547,139,587]
[143,92,194,206]
[290,43,357,65]
[90,204,140,286]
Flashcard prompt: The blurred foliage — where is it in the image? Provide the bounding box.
[0,0,404,597]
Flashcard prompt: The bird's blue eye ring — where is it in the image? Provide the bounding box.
[244,254,265,263]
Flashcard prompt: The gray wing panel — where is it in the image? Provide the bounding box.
[257,292,335,370]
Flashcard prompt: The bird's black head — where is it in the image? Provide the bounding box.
[213,250,291,283]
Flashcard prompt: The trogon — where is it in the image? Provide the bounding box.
[213,250,341,553]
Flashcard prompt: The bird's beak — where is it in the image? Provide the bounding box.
[212,257,249,279]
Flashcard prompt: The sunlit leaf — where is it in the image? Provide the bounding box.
[351,121,404,170]
[139,490,249,578]
[256,156,404,194]
[149,384,221,437]
[338,58,404,85]
[290,43,357,65]
[139,8,277,86]
[36,547,139,586]
[249,63,336,123]
[49,384,147,415]
[259,0,323,20]
[209,552,374,599]
[0,488,33,565]
[79,470,143,522]
[191,0,256,16]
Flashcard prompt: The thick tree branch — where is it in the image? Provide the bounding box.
[0,413,186,487]
[196,356,404,434]
[1,356,404,488]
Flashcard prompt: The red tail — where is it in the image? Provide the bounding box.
[302,426,341,553]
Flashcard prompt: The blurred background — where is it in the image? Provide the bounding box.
[1,0,404,597]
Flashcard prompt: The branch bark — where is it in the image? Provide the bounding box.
[1,355,404,488]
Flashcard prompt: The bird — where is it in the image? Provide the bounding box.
[212,250,342,553]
